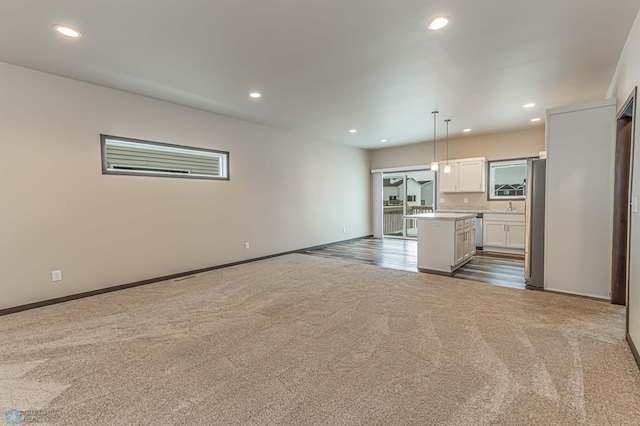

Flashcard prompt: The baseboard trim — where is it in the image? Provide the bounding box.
[417,268,453,277]
[542,288,610,303]
[628,333,640,371]
[0,235,373,316]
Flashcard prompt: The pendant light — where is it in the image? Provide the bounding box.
[444,119,452,173]
[430,111,439,171]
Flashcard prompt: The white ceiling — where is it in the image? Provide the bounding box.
[1,0,638,149]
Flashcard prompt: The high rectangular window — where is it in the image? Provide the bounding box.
[100,135,229,180]
[488,158,527,200]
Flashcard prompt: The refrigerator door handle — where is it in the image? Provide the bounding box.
[524,158,534,280]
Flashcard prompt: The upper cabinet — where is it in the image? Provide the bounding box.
[438,157,486,193]
[439,162,459,192]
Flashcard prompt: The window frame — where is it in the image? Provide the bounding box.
[100,134,229,181]
[487,157,528,201]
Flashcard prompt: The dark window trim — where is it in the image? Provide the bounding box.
[100,134,230,181]
[486,157,530,201]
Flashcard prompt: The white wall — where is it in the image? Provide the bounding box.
[544,100,616,300]
[608,9,640,357]
[370,127,545,211]
[0,62,371,310]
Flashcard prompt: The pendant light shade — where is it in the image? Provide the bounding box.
[444,119,451,173]
[431,111,439,171]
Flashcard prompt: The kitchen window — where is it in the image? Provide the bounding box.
[100,135,229,180]
[488,158,527,200]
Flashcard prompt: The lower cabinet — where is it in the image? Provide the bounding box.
[455,221,476,264]
[482,213,525,254]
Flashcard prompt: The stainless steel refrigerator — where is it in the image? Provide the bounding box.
[525,158,546,289]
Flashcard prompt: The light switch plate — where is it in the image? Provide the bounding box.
[464,198,468,203]
[52,270,62,282]
[633,197,638,213]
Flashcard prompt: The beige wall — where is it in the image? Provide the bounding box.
[370,127,545,210]
[607,10,640,355]
[0,62,371,310]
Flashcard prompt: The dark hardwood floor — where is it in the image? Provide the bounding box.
[301,237,525,289]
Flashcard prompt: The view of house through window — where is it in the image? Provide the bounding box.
[101,135,229,180]
[382,170,435,238]
[488,159,527,200]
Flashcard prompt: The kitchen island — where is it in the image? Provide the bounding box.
[405,213,477,275]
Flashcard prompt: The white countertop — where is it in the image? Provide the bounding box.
[405,212,477,220]
[482,210,525,214]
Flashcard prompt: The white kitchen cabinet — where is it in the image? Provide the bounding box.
[505,222,525,249]
[482,213,525,254]
[483,221,508,247]
[439,162,459,193]
[438,157,486,193]
[467,222,477,256]
[455,228,466,264]
[455,218,476,264]
[459,161,485,192]
[409,213,477,274]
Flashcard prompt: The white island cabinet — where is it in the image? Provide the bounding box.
[405,213,477,275]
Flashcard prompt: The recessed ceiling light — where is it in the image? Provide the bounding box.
[523,103,536,108]
[427,16,450,31]
[54,25,81,38]
[249,92,261,98]
[380,139,387,143]
[531,117,541,122]
[349,129,358,133]
[463,128,472,133]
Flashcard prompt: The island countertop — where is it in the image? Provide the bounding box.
[404,212,477,221]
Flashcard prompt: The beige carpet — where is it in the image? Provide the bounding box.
[1,254,639,425]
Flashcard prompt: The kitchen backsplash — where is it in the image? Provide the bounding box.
[438,192,525,211]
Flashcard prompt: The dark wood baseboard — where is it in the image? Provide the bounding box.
[0,235,373,317]
[525,284,545,291]
[629,333,640,371]
[538,288,610,303]
[417,268,453,277]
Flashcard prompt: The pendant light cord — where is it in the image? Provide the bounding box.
[432,111,439,163]
[445,119,450,165]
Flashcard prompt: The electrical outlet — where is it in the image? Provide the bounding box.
[245,242,250,250]
[464,198,468,203]
[52,270,62,282]
[343,227,347,233]
[439,198,445,203]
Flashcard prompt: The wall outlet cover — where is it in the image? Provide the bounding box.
[464,198,468,203]
[52,270,62,281]
[244,242,250,249]
[439,198,445,203]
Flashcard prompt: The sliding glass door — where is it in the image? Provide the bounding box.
[382,170,435,239]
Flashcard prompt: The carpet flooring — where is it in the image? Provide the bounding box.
[1,254,639,425]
